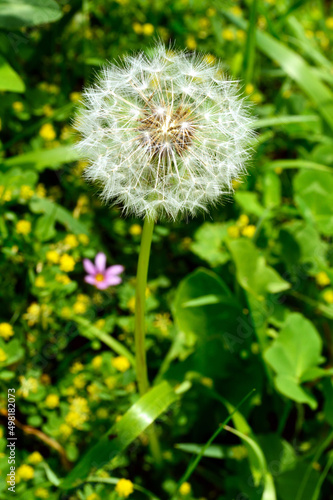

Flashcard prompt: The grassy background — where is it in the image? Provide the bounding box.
[1,0,333,499]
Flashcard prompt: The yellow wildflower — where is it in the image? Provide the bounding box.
[242,225,256,238]
[143,23,154,36]
[73,301,87,314]
[207,7,216,16]
[16,220,31,235]
[20,185,34,200]
[70,361,84,373]
[70,91,81,102]
[28,451,43,464]
[59,423,72,438]
[64,234,79,248]
[323,290,333,304]
[326,17,333,29]
[153,312,172,336]
[230,5,242,16]
[59,254,75,272]
[18,376,39,398]
[17,464,34,481]
[315,272,330,287]
[0,349,7,362]
[46,250,60,264]
[105,376,117,389]
[222,28,234,41]
[65,397,89,429]
[112,356,130,372]
[39,123,56,141]
[60,306,72,318]
[35,487,49,499]
[94,318,105,329]
[92,355,103,369]
[129,224,142,236]
[78,233,89,245]
[179,482,191,495]
[96,408,108,419]
[73,374,86,389]
[42,104,53,116]
[204,54,216,65]
[115,478,134,498]
[35,275,46,288]
[227,226,240,238]
[13,101,24,112]
[236,29,246,40]
[186,35,197,50]
[0,185,12,202]
[0,323,14,340]
[245,83,254,95]
[36,183,46,197]
[132,22,143,34]
[237,214,249,227]
[56,274,71,285]
[87,494,100,500]
[45,394,59,409]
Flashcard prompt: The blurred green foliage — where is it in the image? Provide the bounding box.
[1,0,333,499]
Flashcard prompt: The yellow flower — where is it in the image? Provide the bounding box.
[227,225,240,238]
[315,272,330,287]
[64,234,79,248]
[56,274,71,285]
[60,306,72,319]
[23,303,40,326]
[186,35,197,50]
[143,23,154,36]
[35,275,46,288]
[222,28,234,41]
[96,408,108,419]
[70,361,84,373]
[132,22,143,34]
[179,482,191,495]
[127,296,136,313]
[112,356,130,372]
[326,17,333,29]
[0,323,14,340]
[42,104,53,117]
[251,92,263,104]
[73,374,86,389]
[36,183,46,197]
[20,185,34,200]
[70,91,81,102]
[59,423,72,438]
[46,250,60,264]
[323,290,333,304]
[78,233,89,245]
[92,355,103,369]
[17,464,34,481]
[0,348,7,362]
[59,254,75,272]
[105,376,117,389]
[39,123,56,141]
[242,225,256,238]
[230,5,242,16]
[236,29,246,41]
[115,478,134,498]
[77,294,90,304]
[95,318,106,329]
[129,224,142,236]
[28,451,43,464]
[13,101,24,112]
[153,312,172,336]
[204,54,216,65]
[87,494,100,500]
[16,220,31,235]
[65,397,89,429]
[73,301,87,314]
[18,376,39,398]
[207,7,216,16]
[0,185,12,202]
[245,83,254,95]
[45,394,59,409]
[200,377,213,388]
[35,487,49,499]
[237,214,249,227]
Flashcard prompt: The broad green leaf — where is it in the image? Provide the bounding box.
[0,339,24,367]
[252,115,320,129]
[34,212,56,242]
[3,145,80,172]
[222,10,333,131]
[263,171,281,208]
[0,0,62,29]
[0,55,25,92]
[228,239,290,299]
[234,191,265,217]
[173,268,244,376]
[0,167,37,189]
[265,160,332,173]
[293,170,333,235]
[30,197,88,235]
[60,381,177,489]
[190,222,230,267]
[264,313,326,408]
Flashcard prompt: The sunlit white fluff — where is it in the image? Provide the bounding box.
[74,43,254,220]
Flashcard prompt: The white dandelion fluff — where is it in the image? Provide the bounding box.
[74,43,254,220]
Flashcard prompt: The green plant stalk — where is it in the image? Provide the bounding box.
[134,216,162,465]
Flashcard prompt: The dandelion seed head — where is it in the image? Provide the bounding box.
[74,43,254,220]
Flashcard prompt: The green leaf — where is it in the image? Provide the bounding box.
[34,212,56,242]
[228,239,290,299]
[0,339,24,367]
[3,145,80,172]
[265,160,332,173]
[60,381,177,490]
[30,197,88,235]
[234,191,265,217]
[0,55,25,92]
[0,0,62,30]
[264,313,326,408]
[252,115,320,129]
[222,10,333,131]
[293,170,333,235]
[190,222,230,267]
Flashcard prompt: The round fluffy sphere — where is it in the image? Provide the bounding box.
[74,44,254,220]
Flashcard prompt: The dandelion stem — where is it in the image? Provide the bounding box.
[134,216,162,465]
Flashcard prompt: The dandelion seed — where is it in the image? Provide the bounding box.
[74,43,254,220]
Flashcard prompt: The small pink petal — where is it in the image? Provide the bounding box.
[104,275,122,286]
[83,258,96,275]
[95,252,107,273]
[105,265,125,277]
[95,280,109,290]
[85,275,97,285]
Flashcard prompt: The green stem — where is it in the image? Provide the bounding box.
[134,217,162,465]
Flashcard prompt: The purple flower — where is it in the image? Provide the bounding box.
[83,252,124,290]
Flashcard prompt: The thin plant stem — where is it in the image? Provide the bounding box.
[134,216,162,465]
